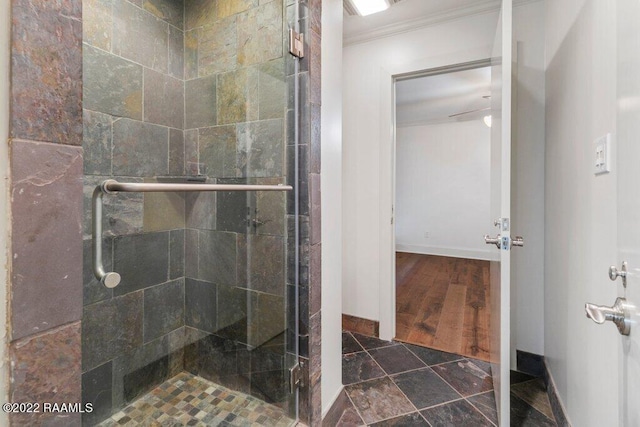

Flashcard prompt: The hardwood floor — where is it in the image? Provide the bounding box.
[395,252,491,362]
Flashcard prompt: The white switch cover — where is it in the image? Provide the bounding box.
[594,133,612,175]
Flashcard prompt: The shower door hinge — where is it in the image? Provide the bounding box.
[289,362,304,393]
[289,29,305,58]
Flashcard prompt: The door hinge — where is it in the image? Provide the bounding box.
[290,362,304,393]
[289,29,304,58]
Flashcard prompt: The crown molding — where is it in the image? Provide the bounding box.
[344,0,543,47]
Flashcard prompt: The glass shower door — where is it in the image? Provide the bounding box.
[81,0,301,424]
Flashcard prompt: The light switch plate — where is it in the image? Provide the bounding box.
[594,133,611,175]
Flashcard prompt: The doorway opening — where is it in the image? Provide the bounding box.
[393,63,495,362]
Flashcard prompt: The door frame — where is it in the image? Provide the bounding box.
[377,53,494,341]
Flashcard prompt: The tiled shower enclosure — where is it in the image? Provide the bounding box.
[7,0,322,425]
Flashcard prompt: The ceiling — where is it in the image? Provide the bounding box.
[343,0,500,45]
[395,66,491,127]
[342,0,495,127]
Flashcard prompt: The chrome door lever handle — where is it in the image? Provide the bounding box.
[585,297,631,335]
[512,236,524,247]
[609,261,628,287]
[484,234,501,249]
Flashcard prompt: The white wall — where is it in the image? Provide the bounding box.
[342,10,498,327]
[0,0,10,422]
[395,121,492,260]
[320,0,344,416]
[544,1,619,425]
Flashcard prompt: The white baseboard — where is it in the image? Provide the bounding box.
[395,243,499,261]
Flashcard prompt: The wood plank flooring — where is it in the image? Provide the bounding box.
[395,252,491,362]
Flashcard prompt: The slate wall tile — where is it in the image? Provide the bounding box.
[199,17,237,76]
[143,68,185,129]
[217,67,259,124]
[169,128,185,175]
[198,230,238,286]
[82,361,113,426]
[143,0,184,28]
[83,109,113,176]
[185,75,217,129]
[10,140,83,340]
[199,125,238,178]
[10,322,82,426]
[113,0,169,73]
[84,0,114,51]
[112,232,170,296]
[237,119,284,178]
[112,118,169,176]
[143,279,185,342]
[237,0,283,66]
[168,26,185,79]
[83,44,143,120]
[82,291,143,371]
[170,229,185,279]
[185,278,217,333]
[11,0,83,146]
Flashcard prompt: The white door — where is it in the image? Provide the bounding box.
[616,2,640,425]
[487,1,513,425]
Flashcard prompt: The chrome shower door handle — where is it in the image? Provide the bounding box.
[484,234,501,249]
[585,297,631,335]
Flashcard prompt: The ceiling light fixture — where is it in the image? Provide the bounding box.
[348,0,391,16]
[483,115,492,128]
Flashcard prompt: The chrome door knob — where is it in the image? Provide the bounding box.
[609,262,628,287]
[484,234,501,249]
[512,236,524,247]
[585,297,631,335]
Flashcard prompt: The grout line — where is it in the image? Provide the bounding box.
[465,395,498,427]
[342,386,368,427]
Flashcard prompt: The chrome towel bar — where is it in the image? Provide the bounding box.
[93,179,293,289]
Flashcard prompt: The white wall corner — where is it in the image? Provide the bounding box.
[321,0,344,417]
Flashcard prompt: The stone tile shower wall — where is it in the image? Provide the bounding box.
[81,0,188,424]
[7,0,321,425]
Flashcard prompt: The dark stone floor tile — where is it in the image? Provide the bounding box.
[369,345,426,375]
[511,378,555,421]
[421,399,494,427]
[467,391,498,425]
[511,369,537,385]
[391,368,460,410]
[432,360,493,397]
[336,407,365,426]
[403,343,463,366]
[345,377,415,425]
[322,389,363,427]
[351,333,394,351]
[342,331,364,354]
[511,394,557,427]
[369,412,429,426]
[342,352,385,385]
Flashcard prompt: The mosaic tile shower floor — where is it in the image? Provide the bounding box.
[97,372,294,427]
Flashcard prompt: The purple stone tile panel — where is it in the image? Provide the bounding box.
[10,140,83,340]
[11,0,83,146]
[10,322,82,427]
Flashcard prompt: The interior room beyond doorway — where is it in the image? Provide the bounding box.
[394,65,493,362]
